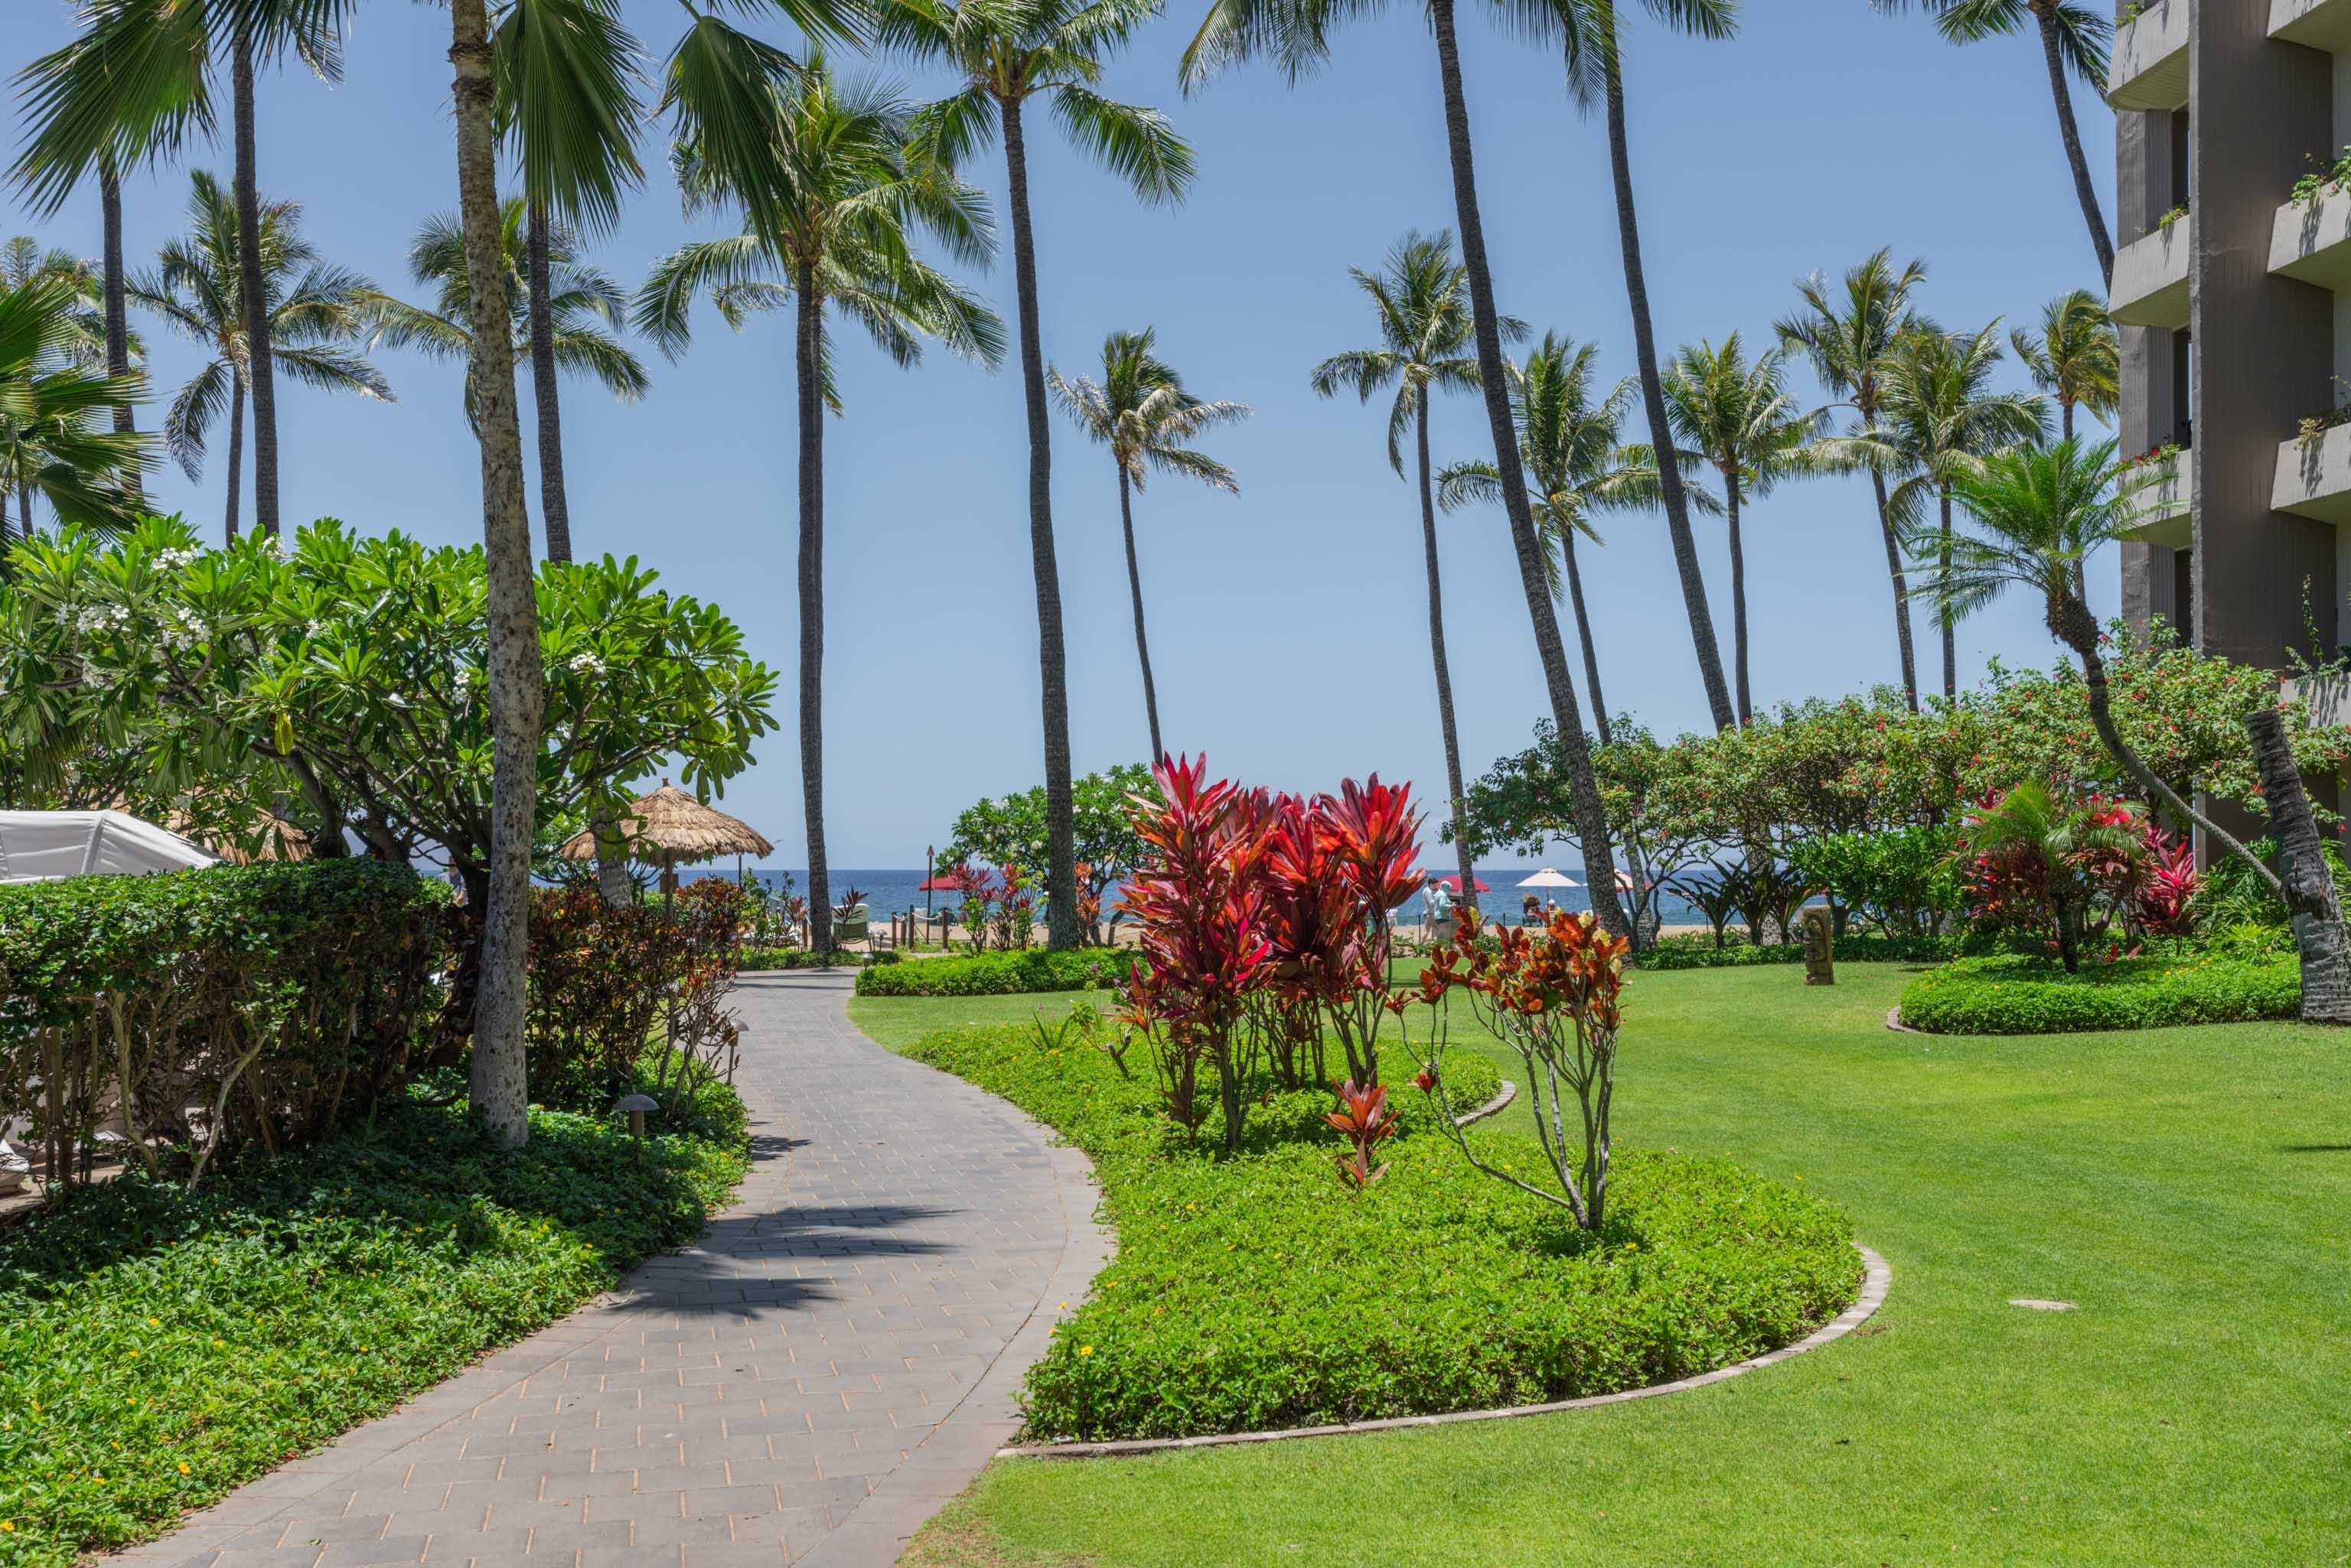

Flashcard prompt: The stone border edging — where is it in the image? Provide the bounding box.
[995,1242,1890,1461]
[1452,1078,1516,1126]
[1885,1006,1924,1034]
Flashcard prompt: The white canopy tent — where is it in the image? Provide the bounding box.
[0,810,217,884]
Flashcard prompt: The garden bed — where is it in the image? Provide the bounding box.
[0,1082,748,1568]
[1898,950,2301,1035]
[904,1024,1859,1442]
[853,947,1129,997]
[1639,932,1961,970]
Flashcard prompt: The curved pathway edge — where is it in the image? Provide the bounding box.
[998,1242,1890,1460]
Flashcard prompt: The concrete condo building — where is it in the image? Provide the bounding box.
[2110,0,2351,671]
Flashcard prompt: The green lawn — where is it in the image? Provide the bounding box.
[849,963,2351,1567]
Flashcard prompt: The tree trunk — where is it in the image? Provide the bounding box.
[230,23,280,539]
[999,96,1080,950]
[15,487,28,544]
[99,151,136,494]
[1560,524,1611,747]
[1426,0,1626,937]
[2053,591,2279,893]
[796,262,833,957]
[1416,400,1477,913]
[1603,43,1733,735]
[1867,416,1919,711]
[1727,475,1750,725]
[2037,5,2115,290]
[1939,480,1956,699]
[224,367,245,543]
[527,200,572,564]
[2245,706,2351,1023]
[452,0,543,1150]
[1117,466,1163,762]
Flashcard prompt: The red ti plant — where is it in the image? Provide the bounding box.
[2133,821,2200,937]
[1121,755,1275,1154]
[1416,908,1631,1231]
[1325,1077,1398,1191]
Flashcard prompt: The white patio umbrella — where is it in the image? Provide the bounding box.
[1516,867,1581,888]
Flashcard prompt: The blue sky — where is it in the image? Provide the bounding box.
[6,0,2119,866]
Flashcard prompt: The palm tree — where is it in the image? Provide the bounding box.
[494,0,649,564]
[1879,322,2044,698]
[13,0,359,540]
[1919,438,2337,1002]
[2011,288,2118,445]
[1661,332,1859,725]
[1870,0,2115,286]
[0,275,150,549]
[636,58,1003,954]
[1550,0,1740,735]
[1436,335,1664,750]
[1312,231,1512,908]
[1777,248,1933,711]
[1957,778,2140,973]
[1050,328,1247,764]
[887,0,1194,950]
[366,205,647,475]
[132,171,390,543]
[1182,0,1632,936]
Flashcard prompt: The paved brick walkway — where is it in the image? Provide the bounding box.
[117,970,1108,1568]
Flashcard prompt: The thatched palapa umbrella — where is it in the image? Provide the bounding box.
[558,781,773,895]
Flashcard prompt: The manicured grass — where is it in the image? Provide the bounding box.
[0,1086,748,1568]
[853,964,2351,1568]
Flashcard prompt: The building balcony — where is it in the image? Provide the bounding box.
[2271,184,2351,288]
[2109,216,2192,329]
[2271,0,2351,52]
[2118,445,2193,549]
[2108,0,2190,111]
[2273,422,2351,523]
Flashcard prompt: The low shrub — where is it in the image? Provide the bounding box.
[903,1023,1855,1441]
[853,947,1129,997]
[737,946,867,971]
[1636,931,1963,970]
[526,882,743,1107]
[0,1083,748,1568]
[0,862,453,1192]
[1898,950,2301,1035]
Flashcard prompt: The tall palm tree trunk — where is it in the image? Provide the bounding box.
[224,369,245,542]
[1415,401,1477,913]
[452,0,543,1150]
[230,21,281,539]
[527,200,572,564]
[1727,477,1751,725]
[1602,47,1733,735]
[15,487,28,544]
[1560,527,1611,747]
[2036,5,2115,288]
[1866,427,1919,710]
[99,151,136,494]
[999,96,1079,950]
[796,262,833,957]
[2062,402,2086,601]
[1115,467,1164,762]
[1426,0,1626,937]
[2245,706,2351,1022]
[1939,481,1956,699]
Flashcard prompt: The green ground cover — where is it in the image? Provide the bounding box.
[1899,949,2300,1035]
[849,963,2351,1568]
[0,1082,748,1568]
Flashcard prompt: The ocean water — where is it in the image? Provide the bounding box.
[683,866,1700,927]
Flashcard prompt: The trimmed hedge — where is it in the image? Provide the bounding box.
[0,1079,748,1568]
[738,947,869,971]
[1637,932,1963,970]
[904,1024,1857,1441]
[1898,950,2301,1035]
[853,947,1130,997]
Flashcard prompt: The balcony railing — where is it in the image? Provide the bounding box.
[2118,445,2193,549]
[2271,0,2351,52]
[2273,422,2351,524]
[2109,215,2192,330]
[2108,0,2190,111]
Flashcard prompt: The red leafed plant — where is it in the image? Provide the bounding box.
[1415,907,1630,1231]
[2133,821,2199,937]
[1121,755,1274,1153]
[1325,1077,1398,1191]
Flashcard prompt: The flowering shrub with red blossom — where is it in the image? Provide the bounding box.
[1414,908,1631,1231]
[1958,781,2162,971]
